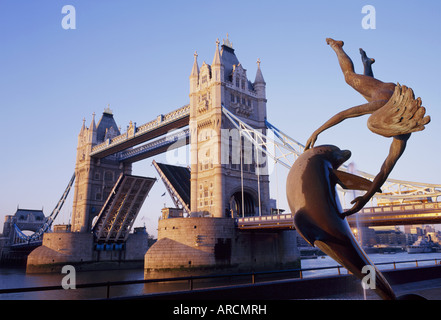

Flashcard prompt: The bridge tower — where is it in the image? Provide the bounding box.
[189,35,270,218]
[71,108,132,232]
[27,109,152,273]
[145,36,299,279]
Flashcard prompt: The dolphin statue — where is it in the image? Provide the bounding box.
[286,145,396,300]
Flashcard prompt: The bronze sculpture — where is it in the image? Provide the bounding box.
[286,145,396,300]
[305,38,430,216]
[287,39,430,299]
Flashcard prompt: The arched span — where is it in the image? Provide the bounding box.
[229,189,257,218]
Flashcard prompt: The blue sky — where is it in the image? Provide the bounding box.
[0,1,440,236]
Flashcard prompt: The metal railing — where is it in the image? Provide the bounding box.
[361,202,441,214]
[1,258,440,299]
[236,214,294,229]
[237,205,441,229]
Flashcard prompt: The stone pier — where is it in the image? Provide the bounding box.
[27,226,148,273]
[144,217,300,279]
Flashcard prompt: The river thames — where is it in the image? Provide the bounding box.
[1,252,440,300]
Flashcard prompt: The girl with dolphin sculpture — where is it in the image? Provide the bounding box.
[305,38,430,216]
[287,38,430,300]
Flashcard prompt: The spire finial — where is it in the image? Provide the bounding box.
[104,104,113,114]
[257,58,261,68]
[223,33,233,48]
[194,51,198,60]
[216,38,220,48]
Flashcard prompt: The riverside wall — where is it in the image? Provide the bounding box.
[26,231,148,273]
[144,217,300,279]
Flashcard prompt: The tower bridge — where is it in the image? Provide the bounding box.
[21,36,441,275]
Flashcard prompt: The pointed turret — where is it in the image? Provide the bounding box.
[211,39,224,82]
[212,39,221,66]
[89,112,97,144]
[190,51,199,77]
[77,117,87,149]
[254,58,265,85]
[80,117,86,132]
[254,59,267,121]
[190,51,199,93]
[254,58,266,100]
[89,112,96,131]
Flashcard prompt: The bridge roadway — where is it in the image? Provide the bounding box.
[90,105,190,160]
[236,202,441,229]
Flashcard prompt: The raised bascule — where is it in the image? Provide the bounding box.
[22,36,441,276]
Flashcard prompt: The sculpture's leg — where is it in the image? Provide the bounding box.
[344,133,411,216]
[325,38,354,78]
[326,38,395,102]
[371,133,410,195]
[359,48,375,77]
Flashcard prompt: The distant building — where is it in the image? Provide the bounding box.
[2,208,45,239]
[375,227,407,247]
[404,225,424,237]
[0,208,46,265]
[360,227,377,246]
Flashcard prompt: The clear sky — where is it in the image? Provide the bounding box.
[0,0,440,237]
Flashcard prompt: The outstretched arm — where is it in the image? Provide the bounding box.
[305,100,387,150]
[343,134,410,217]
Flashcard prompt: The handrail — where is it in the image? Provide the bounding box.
[361,202,441,214]
[1,258,439,298]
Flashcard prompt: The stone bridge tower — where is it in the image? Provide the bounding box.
[189,35,271,218]
[144,36,300,279]
[71,108,132,232]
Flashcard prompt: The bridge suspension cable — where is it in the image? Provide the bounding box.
[222,105,304,170]
[221,106,441,204]
[14,173,75,243]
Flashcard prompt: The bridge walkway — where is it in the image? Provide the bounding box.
[236,201,441,230]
